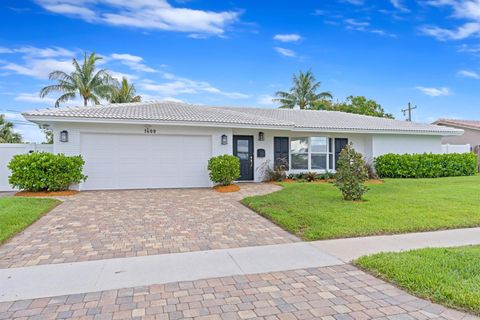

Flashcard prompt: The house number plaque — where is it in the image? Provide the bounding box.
[144,128,157,134]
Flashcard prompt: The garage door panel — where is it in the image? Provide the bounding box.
[80,133,212,190]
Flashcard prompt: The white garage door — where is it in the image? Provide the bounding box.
[80,133,212,190]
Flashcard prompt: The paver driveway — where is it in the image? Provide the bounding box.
[0,184,297,268]
[1,265,475,320]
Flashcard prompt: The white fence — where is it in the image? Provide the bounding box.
[0,144,53,192]
[441,144,471,154]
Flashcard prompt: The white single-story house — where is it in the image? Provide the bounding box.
[23,101,463,190]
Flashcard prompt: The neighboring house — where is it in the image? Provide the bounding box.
[23,101,462,190]
[432,119,480,149]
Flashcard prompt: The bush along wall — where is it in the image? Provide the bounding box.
[375,153,478,178]
[8,152,87,192]
[207,154,240,186]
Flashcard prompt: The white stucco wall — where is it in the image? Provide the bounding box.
[48,122,443,187]
[372,134,442,157]
[52,122,233,157]
[232,129,370,182]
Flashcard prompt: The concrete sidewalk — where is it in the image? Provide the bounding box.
[0,242,341,302]
[2,227,479,303]
[313,227,480,262]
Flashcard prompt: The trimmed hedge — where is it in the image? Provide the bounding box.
[375,153,478,178]
[8,152,87,191]
[207,154,240,186]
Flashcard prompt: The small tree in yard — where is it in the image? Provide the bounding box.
[208,155,241,186]
[334,143,369,201]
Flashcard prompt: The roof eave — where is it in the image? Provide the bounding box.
[433,120,480,132]
[23,115,463,136]
[22,115,294,130]
[290,127,463,136]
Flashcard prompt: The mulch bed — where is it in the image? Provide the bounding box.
[213,184,240,193]
[15,190,79,197]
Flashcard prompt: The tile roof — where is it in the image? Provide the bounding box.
[433,118,480,131]
[23,101,462,135]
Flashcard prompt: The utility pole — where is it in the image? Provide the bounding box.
[402,102,417,122]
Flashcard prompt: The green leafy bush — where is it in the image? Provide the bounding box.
[375,153,478,178]
[334,143,369,200]
[8,152,87,192]
[207,154,241,186]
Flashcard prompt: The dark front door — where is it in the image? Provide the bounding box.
[334,138,349,168]
[233,136,254,180]
[274,137,289,168]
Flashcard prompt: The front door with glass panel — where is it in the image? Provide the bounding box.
[233,136,254,180]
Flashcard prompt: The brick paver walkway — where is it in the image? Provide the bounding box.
[0,184,297,268]
[1,265,475,320]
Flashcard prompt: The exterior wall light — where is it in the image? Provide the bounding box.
[258,132,265,141]
[221,134,228,145]
[60,130,69,142]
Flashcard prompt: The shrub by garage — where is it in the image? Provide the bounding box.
[8,152,87,192]
[207,154,240,186]
[375,153,478,178]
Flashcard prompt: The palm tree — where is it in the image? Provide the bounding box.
[109,77,142,103]
[0,114,22,143]
[274,70,332,109]
[40,52,115,107]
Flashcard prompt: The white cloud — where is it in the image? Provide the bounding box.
[256,95,276,106]
[458,44,480,53]
[14,93,56,104]
[140,73,249,99]
[416,86,452,96]
[421,22,480,40]
[40,2,97,21]
[343,0,364,4]
[2,112,45,143]
[390,0,409,12]
[140,93,184,103]
[0,46,77,78]
[273,34,301,42]
[109,71,138,82]
[457,69,480,79]
[0,46,75,57]
[1,58,73,79]
[3,112,25,122]
[14,92,84,106]
[422,1,480,40]
[345,18,370,30]
[274,47,296,57]
[34,0,241,36]
[110,53,156,72]
[343,19,396,37]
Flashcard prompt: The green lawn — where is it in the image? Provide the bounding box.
[0,196,60,244]
[355,246,480,315]
[242,176,480,240]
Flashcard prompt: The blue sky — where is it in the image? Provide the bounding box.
[1,0,479,142]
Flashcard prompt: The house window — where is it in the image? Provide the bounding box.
[310,137,327,170]
[290,137,345,171]
[290,137,308,169]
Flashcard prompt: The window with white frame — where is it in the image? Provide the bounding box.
[290,137,308,170]
[290,137,336,171]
